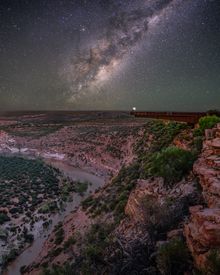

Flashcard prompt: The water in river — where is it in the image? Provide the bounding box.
[5,160,106,275]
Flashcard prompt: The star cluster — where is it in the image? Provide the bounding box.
[0,0,220,110]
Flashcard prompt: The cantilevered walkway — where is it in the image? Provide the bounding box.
[130,111,219,124]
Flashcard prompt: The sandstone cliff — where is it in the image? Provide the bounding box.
[185,124,220,271]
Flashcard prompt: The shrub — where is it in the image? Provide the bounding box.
[198,115,220,132]
[141,195,175,235]
[2,248,19,267]
[24,233,34,243]
[49,247,62,257]
[146,121,187,153]
[20,265,27,274]
[74,181,88,195]
[73,222,114,272]
[63,236,76,250]
[156,238,191,275]
[192,136,203,153]
[193,127,203,137]
[114,199,127,217]
[0,228,8,240]
[0,212,10,224]
[39,201,58,214]
[206,249,220,275]
[54,226,64,245]
[84,243,103,261]
[42,263,73,275]
[81,196,94,210]
[145,146,196,186]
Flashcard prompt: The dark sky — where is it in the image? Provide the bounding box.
[0,0,220,111]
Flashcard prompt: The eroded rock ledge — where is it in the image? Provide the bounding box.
[184,124,220,269]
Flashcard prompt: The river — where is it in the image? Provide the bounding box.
[4,159,106,275]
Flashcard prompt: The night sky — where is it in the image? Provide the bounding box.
[0,0,220,111]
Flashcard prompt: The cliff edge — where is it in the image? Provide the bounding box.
[185,124,220,271]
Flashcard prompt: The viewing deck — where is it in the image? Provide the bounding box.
[130,111,208,124]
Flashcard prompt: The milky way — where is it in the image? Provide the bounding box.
[0,0,220,110]
[61,0,174,100]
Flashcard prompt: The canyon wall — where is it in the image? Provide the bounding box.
[184,124,220,270]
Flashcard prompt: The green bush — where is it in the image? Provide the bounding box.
[199,115,220,132]
[39,201,58,214]
[145,146,196,186]
[156,238,191,275]
[193,128,203,137]
[74,181,88,195]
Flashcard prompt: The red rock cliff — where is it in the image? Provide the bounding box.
[184,124,220,269]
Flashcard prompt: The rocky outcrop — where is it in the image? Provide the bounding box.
[125,177,198,223]
[125,178,164,223]
[112,176,201,273]
[184,124,220,270]
[173,128,194,151]
[185,206,220,268]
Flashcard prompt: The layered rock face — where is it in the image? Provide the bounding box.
[184,124,220,269]
[113,176,200,274]
[125,178,197,224]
